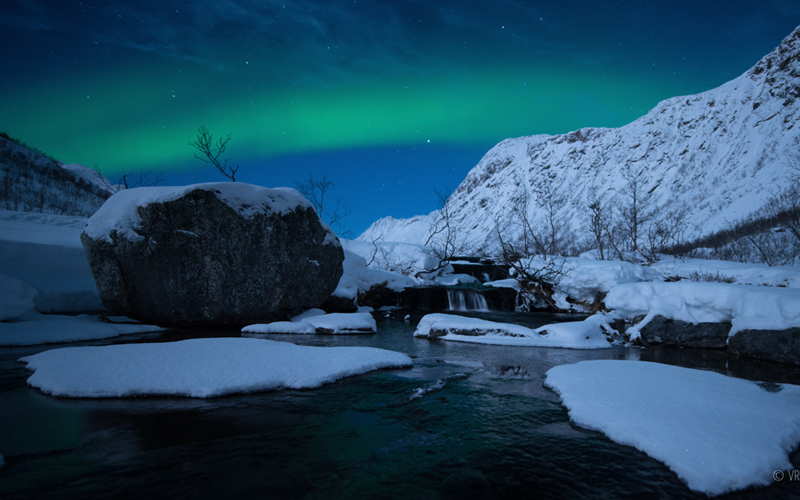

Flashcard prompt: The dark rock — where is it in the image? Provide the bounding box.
[728,328,800,366]
[727,351,800,384]
[358,282,402,309]
[449,262,510,282]
[319,293,357,313]
[637,315,731,348]
[637,345,729,372]
[81,183,343,326]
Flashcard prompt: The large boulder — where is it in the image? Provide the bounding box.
[636,315,731,348]
[81,183,343,326]
[728,328,800,366]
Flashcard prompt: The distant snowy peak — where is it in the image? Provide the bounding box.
[358,213,434,245]
[359,24,800,254]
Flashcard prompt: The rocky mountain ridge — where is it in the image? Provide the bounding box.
[359,25,800,256]
[0,133,113,217]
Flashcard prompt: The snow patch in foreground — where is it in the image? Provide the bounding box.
[414,313,614,349]
[545,360,800,496]
[21,338,413,398]
[0,313,165,346]
[242,311,377,335]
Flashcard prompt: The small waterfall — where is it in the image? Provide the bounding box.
[447,289,489,311]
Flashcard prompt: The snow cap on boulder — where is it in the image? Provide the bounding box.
[81,182,344,326]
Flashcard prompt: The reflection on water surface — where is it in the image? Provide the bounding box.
[1,311,799,499]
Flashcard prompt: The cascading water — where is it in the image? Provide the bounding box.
[447,289,489,311]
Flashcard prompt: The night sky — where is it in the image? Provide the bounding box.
[3,1,800,235]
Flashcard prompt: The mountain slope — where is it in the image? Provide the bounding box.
[0,133,114,217]
[359,25,800,255]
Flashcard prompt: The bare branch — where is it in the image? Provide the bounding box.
[416,187,464,278]
[188,126,239,181]
[294,173,355,237]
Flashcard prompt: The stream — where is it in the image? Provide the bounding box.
[1,310,799,499]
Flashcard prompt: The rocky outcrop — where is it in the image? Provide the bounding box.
[728,328,800,366]
[81,183,343,326]
[636,315,731,348]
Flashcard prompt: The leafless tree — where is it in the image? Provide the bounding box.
[638,206,689,263]
[93,165,164,193]
[294,174,355,237]
[586,192,611,260]
[494,222,568,311]
[188,126,239,181]
[535,184,572,258]
[720,156,800,266]
[416,188,464,278]
[498,183,575,260]
[617,166,655,252]
[766,155,800,243]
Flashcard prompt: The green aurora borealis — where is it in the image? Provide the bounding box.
[4,63,666,170]
[3,1,800,233]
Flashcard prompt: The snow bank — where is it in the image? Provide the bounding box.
[484,278,521,290]
[84,183,327,244]
[415,313,531,338]
[653,257,800,288]
[331,248,416,301]
[0,210,102,312]
[605,282,800,337]
[242,311,377,335]
[21,338,413,398]
[414,313,614,349]
[0,313,165,346]
[342,239,438,276]
[433,274,480,286]
[545,360,800,495]
[0,273,38,321]
[557,257,661,302]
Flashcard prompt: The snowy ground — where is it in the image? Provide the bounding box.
[605,281,800,339]
[242,309,377,335]
[330,247,415,304]
[0,313,165,346]
[0,210,101,313]
[525,255,662,304]
[21,338,413,398]
[545,360,800,496]
[414,313,615,349]
[653,257,800,288]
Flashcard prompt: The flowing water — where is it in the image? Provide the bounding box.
[1,311,799,499]
[446,289,489,312]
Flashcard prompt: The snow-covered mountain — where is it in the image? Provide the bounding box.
[0,133,114,217]
[359,25,800,255]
